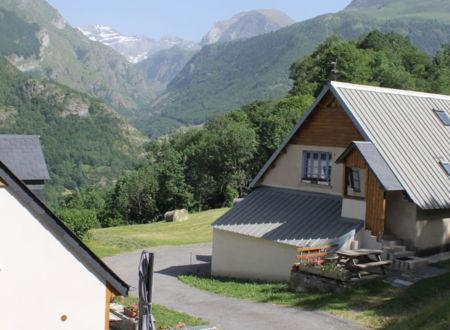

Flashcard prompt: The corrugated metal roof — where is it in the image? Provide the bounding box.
[331,82,450,210]
[0,135,50,181]
[250,82,449,210]
[336,141,403,191]
[212,186,363,247]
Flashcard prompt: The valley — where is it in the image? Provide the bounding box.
[1,1,449,329]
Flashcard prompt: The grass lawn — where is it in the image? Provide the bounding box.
[113,296,207,328]
[84,208,228,258]
[179,260,450,329]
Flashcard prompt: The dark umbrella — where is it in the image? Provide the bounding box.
[138,250,156,330]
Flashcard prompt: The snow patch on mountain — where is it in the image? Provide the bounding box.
[78,25,199,63]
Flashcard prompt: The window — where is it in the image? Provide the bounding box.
[440,160,450,177]
[434,110,450,126]
[348,168,361,192]
[302,151,332,185]
[345,167,365,198]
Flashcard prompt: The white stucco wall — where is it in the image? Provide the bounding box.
[341,198,366,220]
[415,209,450,251]
[212,228,298,282]
[262,144,345,196]
[0,187,106,330]
[385,191,417,249]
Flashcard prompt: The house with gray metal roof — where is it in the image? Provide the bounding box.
[0,160,129,329]
[0,135,50,200]
[211,81,450,281]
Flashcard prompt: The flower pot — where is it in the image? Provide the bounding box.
[123,307,137,318]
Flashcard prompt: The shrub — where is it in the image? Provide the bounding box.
[102,217,127,228]
[57,209,100,239]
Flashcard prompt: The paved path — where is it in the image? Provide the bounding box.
[104,243,365,330]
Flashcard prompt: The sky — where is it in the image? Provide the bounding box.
[46,0,353,41]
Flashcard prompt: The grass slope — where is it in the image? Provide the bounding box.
[85,208,228,258]
[180,260,450,329]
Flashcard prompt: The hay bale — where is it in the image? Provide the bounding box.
[164,209,189,222]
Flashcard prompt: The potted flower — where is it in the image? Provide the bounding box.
[124,303,139,318]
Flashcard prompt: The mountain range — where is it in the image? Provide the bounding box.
[200,9,294,45]
[0,0,152,117]
[0,56,147,205]
[78,25,199,64]
[140,0,450,136]
[0,0,449,198]
[80,10,295,95]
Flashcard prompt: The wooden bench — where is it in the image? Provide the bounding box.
[296,244,337,265]
[353,260,392,278]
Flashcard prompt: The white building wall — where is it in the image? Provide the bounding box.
[415,209,450,251]
[212,228,297,282]
[385,191,417,248]
[0,187,106,330]
[262,144,346,196]
[341,198,366,220]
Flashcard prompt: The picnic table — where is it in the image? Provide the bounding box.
[336,249,391,278]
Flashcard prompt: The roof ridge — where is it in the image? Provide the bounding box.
[258,185,342,200]
[330,81,450,100]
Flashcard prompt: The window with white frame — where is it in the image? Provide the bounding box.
[302,151,332,185]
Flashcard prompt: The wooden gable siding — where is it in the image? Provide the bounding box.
[343,148,386,238]
[365,168,386,239]
[345,149,366,169]
[290,92,364,148]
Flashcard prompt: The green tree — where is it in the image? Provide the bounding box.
[288,31,438,97]
[107,164,159,223]
[149,141,193,213]
[57,209,100,239]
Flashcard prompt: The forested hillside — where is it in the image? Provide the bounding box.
[135,47,197,95]
[0,8,40,58]
[0,0,152,117]
[61,31,450,231]
[141,0,450,136]
[345,0,450,22]
[0,57,147,205]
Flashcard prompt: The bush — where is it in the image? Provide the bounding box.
[57,209,100,239]
[102,217,127,228]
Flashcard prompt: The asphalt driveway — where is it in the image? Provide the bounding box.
[104,243,365,330]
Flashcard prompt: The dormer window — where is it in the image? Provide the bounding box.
[440,160,450,177]
[302,151,332,185]
[434,110,450,126]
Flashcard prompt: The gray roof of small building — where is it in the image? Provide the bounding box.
[250,82,450,210]
[336,141,403,191]
[0,161,129,296]
[0,135,50,181]
[212,186,363,247]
